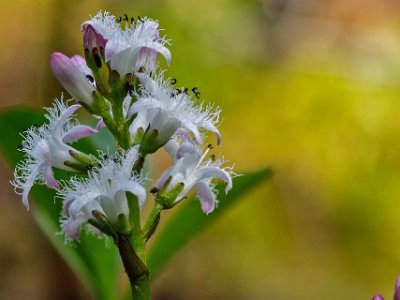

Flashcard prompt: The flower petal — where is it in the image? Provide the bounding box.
[63,216,86,239]
[62,124,100,144]
[109,47,141,75]
[196,181,217,214]
[19,163,43,209]
[195,166,232,193]
[52,104,81,140]
[44,166,60,189]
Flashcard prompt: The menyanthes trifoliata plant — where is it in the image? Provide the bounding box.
[12,10,234,300]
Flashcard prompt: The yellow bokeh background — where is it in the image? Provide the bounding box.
[1,0,400,299]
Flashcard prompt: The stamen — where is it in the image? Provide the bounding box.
[85,74,95,83]
[94,54,102,68]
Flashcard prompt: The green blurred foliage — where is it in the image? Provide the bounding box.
[1,0,400,299]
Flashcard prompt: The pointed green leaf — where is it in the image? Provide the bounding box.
[0,107,120,300]
[148,168,272,277]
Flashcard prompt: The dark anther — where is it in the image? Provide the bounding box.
[94,54,102,68]
[103,154,109,160]
[171,78,177,85]
[138,16,144,23]
[207,144,213,149]
[17,145,23,150]
[183,87,188,94]
[130,17,135,24]
[113,158,121,163]
[210,154,216,161]
[116,16,122,23]
[86,164,94,171]
[192,87,201,98]
[123,14,129,22]
[85,74,94,83]
[175,88,182,95]
[150,187,159,194]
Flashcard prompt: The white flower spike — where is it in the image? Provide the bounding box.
[128,72,221,154]
[81,11,171,76]
[157,139,233,214]
[60,146,146,239]
[12,98,101,209]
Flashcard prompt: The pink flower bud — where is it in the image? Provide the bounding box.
[83,24,107,53]
[50,52,96,107]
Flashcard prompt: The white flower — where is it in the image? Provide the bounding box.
[60,146,146,239]
[128,72,221,153]
[81,11,171,76]
[50,53,96,107]
[12,98,102,209]
[157,139,233,214]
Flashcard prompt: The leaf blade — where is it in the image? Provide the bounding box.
[148,168,272,277]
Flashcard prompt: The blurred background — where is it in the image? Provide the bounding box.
[1,0,400,299]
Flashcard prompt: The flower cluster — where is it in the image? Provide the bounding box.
[12,11,234,241]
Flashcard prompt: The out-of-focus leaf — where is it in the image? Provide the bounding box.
[148,168,272,277]
[0,107,120,300]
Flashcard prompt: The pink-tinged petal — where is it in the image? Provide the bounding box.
[50,52,95,106]
[64,216,86,239]
[175,128,192,140]
[196,166,232,193]
[62,124,98,143]
[181,120,202,144]
[96,118,106,130]
[44,166,60,189]
[139,42,171,66]
[372,295,385,300]
[196,181,217,214]
[83,24,107,51]
[135,47,159,73]
[176,143,197,159]
[394,275,400,300]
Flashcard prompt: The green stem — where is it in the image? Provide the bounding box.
[116,235,150,300]
[143,203,162,242]
[125,193,150,300]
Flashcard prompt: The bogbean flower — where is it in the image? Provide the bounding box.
[156,138,233,214]
[12,99,102,209]
[81,11,171,76]
[128,72,221,154]
[50,53,97,108]
[60,146,146,240]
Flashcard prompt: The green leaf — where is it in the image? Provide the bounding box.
[148,168,272,277]
[0,107,120,300]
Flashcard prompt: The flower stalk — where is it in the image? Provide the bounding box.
[12,10,234,300]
